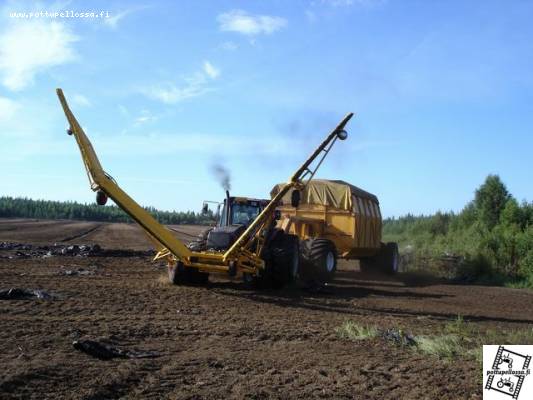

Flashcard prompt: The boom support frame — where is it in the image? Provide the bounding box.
[56,88,353,276]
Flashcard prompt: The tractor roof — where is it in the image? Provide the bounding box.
[271,179,379,210]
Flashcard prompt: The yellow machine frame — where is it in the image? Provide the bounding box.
[56,88,353,277]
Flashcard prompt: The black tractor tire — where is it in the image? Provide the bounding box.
[253,233,299,289]
[300,238,337,284]
[270,234,300,288]
[168,262,209,285]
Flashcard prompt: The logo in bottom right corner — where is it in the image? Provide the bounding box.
[484,345,532,399]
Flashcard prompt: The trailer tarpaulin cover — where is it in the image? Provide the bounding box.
[270,180,378,211]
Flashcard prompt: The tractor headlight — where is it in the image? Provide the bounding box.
[337,129,348,140]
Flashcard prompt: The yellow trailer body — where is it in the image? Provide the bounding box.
[272,180,382,259]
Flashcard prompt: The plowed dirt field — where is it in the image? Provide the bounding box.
[1,218,532,399]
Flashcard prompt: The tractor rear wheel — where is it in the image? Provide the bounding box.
[253,233,300,289]
[168,262,209,285]
[300,238,337,284]
[270,234,299,288]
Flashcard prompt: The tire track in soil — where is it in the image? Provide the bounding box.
[60,224,103,242]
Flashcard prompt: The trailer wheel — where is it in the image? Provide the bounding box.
[168,262,209,285]
[301,238,337,284]
[381,242,399,275]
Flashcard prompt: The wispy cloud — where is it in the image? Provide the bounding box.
[104,6,149,29]
[72,94,91,107]
[316,0,385,6]
[219,41,238,51]
[142,61,221,104]
[203,61,220,79]
[134,109,157,125]
[217,10,287,36]
[0,96,19,122]
[0,20,78,91]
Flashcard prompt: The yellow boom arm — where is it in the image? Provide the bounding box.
[57,87,353,276]
[56,88,193,260]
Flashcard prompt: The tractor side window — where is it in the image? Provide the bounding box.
[219,203,228,227]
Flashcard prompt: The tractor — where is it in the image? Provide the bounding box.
[57,88,397,289]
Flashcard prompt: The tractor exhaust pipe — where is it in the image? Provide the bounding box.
[225,190,231,226]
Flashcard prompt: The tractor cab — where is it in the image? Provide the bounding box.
[202,193,269,251]
[218,196,269,227]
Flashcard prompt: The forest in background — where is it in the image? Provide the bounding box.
[383,175,533,288]
[1,174,532,287]
[0,196,215,225]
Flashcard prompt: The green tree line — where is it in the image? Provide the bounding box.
[383,175,533,287]
[0,196,215,225]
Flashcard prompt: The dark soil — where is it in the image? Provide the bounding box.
[1,218,532,399]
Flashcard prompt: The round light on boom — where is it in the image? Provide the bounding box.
[337,130,348,140]
[96,190,108,206]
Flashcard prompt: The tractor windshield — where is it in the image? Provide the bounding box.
[231,204,261,225]
[219,202,262,226]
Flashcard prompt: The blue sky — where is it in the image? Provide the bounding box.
[0,0,532,217]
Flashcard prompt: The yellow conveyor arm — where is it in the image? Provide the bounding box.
[56,88,193,261]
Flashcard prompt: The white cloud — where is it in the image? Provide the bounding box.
[142,62,220,104]
[0,20,78,91]
[0,96,19,122]
[143,81,212,104]
[203,61,220,79]
[317,0,385,6]
[134,109,157,125]
[104,6,149,29]
[220,41,238,51]
[72,94,91,107]
[217,10,287,36]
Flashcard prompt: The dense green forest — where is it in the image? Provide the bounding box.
[383,175,533,288]
[0,196,215,225]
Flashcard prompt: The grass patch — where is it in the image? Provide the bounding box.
[415,334,462,359]
[336,316,533,362]
[335,321,379,341]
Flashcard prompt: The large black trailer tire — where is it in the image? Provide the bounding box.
[300,238,337,284]
[381,242,399,275]
[168,262,209,285]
